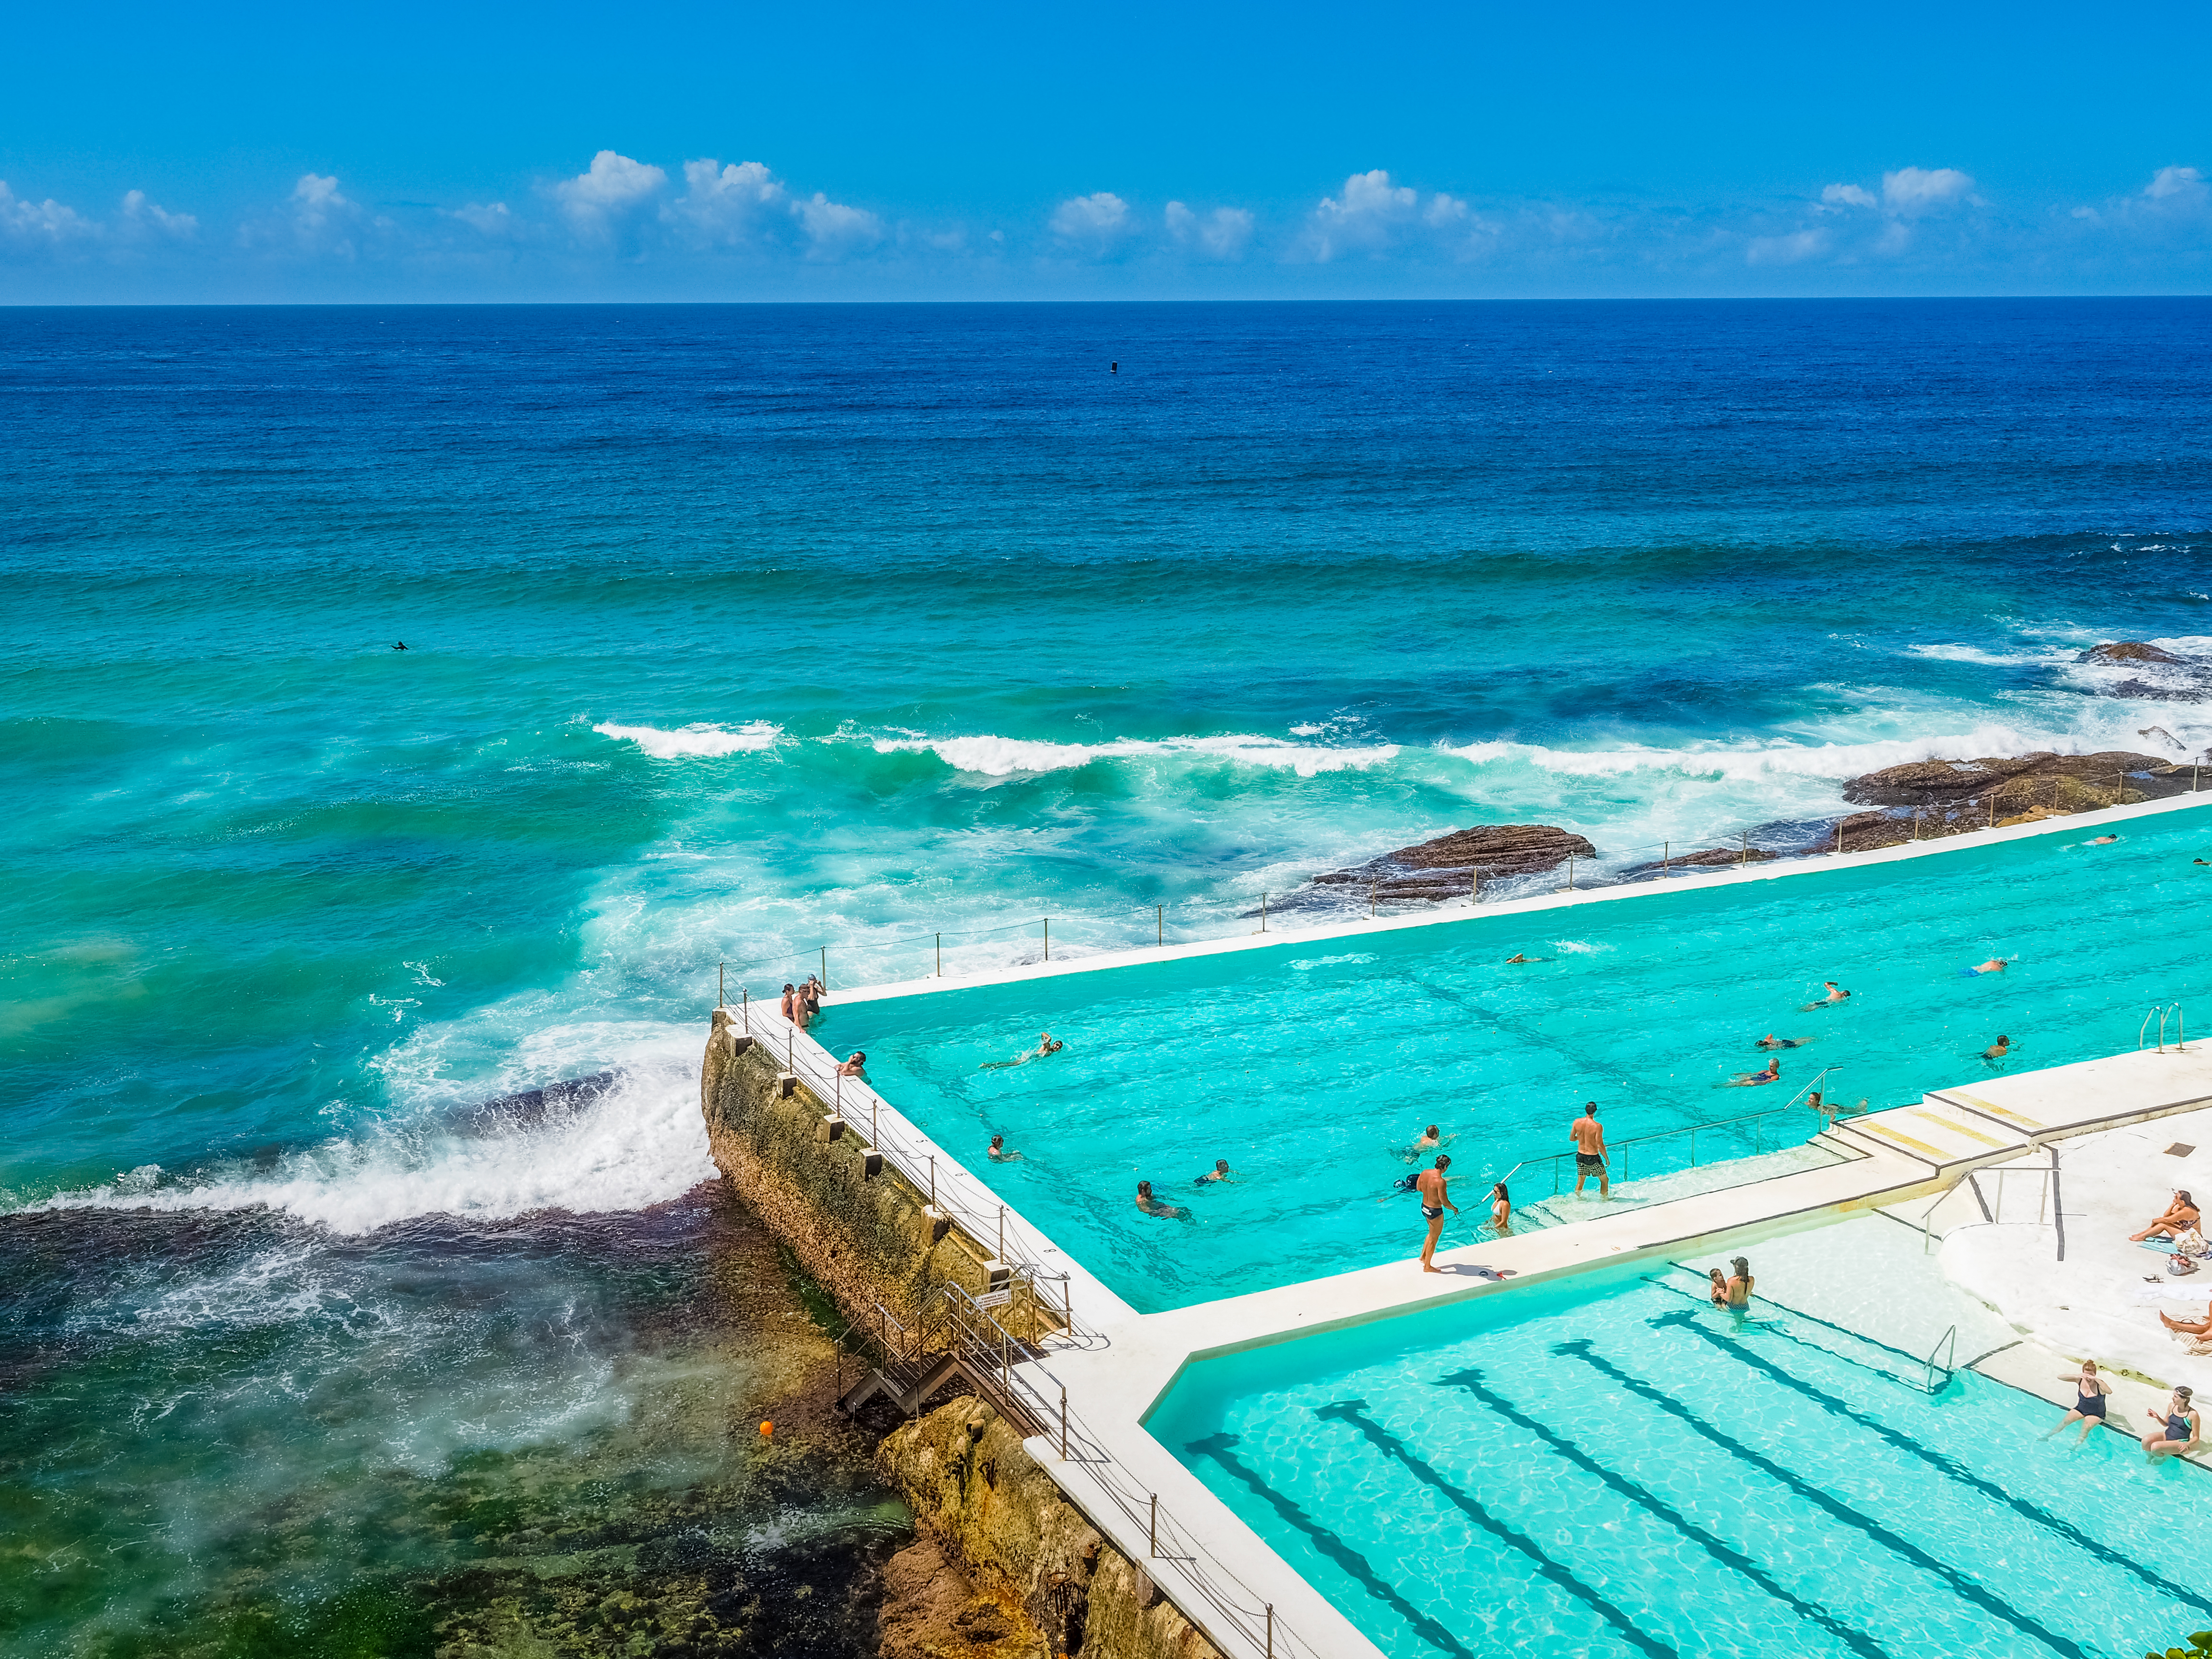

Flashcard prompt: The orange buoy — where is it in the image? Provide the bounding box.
[759,1420,774,1436]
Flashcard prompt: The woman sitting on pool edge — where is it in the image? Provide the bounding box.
[2130,1190,2200,1243]
[2143,1385,2201,1461]
[2043,1360,2110,1444]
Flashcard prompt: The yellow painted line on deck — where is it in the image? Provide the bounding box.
[1943,1091,2046,1131]
[1907,1109,2012,1149]
[1852,1120,1956,1162]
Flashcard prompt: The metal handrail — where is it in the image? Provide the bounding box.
[1924,1324,1958,1394]
[1511,1102,1810,1197]
[2142,1002,2187,1053]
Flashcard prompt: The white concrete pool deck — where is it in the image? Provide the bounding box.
[1000,1043,2212,1659]
[778,790,2212,1659]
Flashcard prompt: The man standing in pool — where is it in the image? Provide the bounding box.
[1571,1101,1609,1198]
[1415,1155,1456,1272]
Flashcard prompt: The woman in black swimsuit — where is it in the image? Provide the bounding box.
[2044,1360,2110,1444]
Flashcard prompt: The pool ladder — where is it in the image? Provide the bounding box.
[1923,1325,1958,1395]
[2140,1002,2187,1053]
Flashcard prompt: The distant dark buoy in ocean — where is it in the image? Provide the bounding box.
[1110,361,1118,373]
[392,641,408,650]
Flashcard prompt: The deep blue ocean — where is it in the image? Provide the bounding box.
[4,299,2211,1650]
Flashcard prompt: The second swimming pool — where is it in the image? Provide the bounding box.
[829,805,2212,1312]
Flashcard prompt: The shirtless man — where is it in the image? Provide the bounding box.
[836,1051,867,1077]
[1504,953,1547,964]
[1801,981,1851,1010]
[1571,1102,1609,1198]
[987,1134,1024,1163]
[1135,1179,1187,1219]
[1415,1155,1457,1272]
[2087,834,2120,846]
[1755,1034,1810,1050]
[1969,958,2008,975]
[1983,1034,2012,1063]
[1195,1158,1232,1183]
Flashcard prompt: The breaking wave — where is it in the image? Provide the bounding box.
[869,731,1402,778]
[593,721,783,758]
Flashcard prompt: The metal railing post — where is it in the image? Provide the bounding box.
[1566,854,1575,891]
[718,961,725,1008]
[1060,1386,1069,1460]
[820,945,827,988]
[1149,1493,1158,1558]
[936,933,942,977]
[1260,891,1267,933]
[1266,1605,1274,1659]
[1156,903,1163,946]
[929,1155,937,1208]
[1043,918,1049,962]
[742,987,748,1033]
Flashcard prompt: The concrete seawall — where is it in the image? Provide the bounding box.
[699,1008,1226,1659]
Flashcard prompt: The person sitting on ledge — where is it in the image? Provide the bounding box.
[836,1051,867,1077]
[1194,1158,1232,1185]
[2159,1298,2212,1337]
[986,1134,1023,1162]
[2131,1190,2201,1242]
[1135,1179,1188,1219]
[2044,1361,2111,1444]
[2143,1386,2201,1462]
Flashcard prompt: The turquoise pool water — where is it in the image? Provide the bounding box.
[1146,1265,2211,1659]
[832,806,2212,1312]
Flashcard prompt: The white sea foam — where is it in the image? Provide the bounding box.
[1551,940,1611,954]
[869,732,1400,778]
[27,1056,715,1236]
[593,721,783,758]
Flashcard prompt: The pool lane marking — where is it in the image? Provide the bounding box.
[1906,1109,2010,1148]
[1554,1339,2091,1659]
[1650,1310,2212,1620]
[1425,1372,1891,1659]
[1848,1120,1957,1161]
[1309,1402,1676,1659]
[1935,1090,2046,1131]
[1182,1432,1481,1659]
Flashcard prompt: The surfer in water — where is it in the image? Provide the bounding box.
[981,1032,1064,1070]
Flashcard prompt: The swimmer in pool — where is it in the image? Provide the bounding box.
[2086,834,2120,846]
[1487,1181,1512,1238]
[986,1134,1023,1162]
[836,1050,867,1077]
[1727,1058,1782,1086]
[1194,1158,1232,1185]
[1966,959,2009,975]
[1504,953,1549,964]
[1983,1034,2012,1063]
[1754,1034,1811,1050]
[1801,981,1851,1010]
[1708,1268,1730,1308]
[981,1032,1065,1070]
[1135,1179,1188,1219]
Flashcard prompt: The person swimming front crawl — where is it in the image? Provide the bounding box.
[1968,958,2009,975]
[1755,1034,1810,1050]
[1194,1158,1232,1185]
[1800,981,1851,1010]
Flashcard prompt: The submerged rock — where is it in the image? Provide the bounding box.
[2078,640,2187,665]
[1311,823,1598,903]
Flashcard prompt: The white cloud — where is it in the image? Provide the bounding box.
[0,181,98,242]
[1165,200,1253,259]
[448,201,514,235]
[1881,166,1974,214]
[1051,192,1129,240]
[553,151,667,233]
[674,158,787,243]
[1306,169,1418,260]
[120,189,195,238]
[1746,227,1831,265]
[292,172,348,228]
[794,191,884,256]
[2146,165,2204,200]
[1821,183,1877,209]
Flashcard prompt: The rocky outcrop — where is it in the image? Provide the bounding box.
[1624,845,1779,872]
[1313,823,1597,902]
[1842,750,2178,807]
[877,1401,1223,1659]
[2079,640,2186,665]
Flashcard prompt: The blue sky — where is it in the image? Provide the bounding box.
[3,0,2207,301]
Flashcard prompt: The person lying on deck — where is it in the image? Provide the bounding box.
[2131,1190,2201,1242]
[2159,1298,2212,1337]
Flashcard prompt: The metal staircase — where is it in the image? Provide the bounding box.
[837,1272,1058,1433]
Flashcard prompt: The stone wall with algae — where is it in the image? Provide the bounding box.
[700,1007,1000,1327]
[877,1399,1224,1659]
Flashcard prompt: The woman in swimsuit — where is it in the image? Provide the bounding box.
[1488,1182,1512,1238]
[1725,1257,1755,1310]
[2131,1190,2201,1242]
[2044,1360,2110,1443]
[2142,1385,2201,1461]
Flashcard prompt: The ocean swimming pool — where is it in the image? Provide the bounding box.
[829,805,2212,1312]
[1144,1262,2212,1659]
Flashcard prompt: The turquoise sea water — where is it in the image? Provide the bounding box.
[840,805,2212,1312]
[5,298,2212,1647]
[1148,1264,2212,1659]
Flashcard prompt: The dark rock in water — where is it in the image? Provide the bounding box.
[1312,823,1597,902]
[1664,846,1779,869]
[2079,640,2187,665]
[1843,750,2177,806]
[2111,678,2211,702]
[463,1070,620,1131]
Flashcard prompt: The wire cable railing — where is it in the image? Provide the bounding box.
[713,770,2199,1001]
